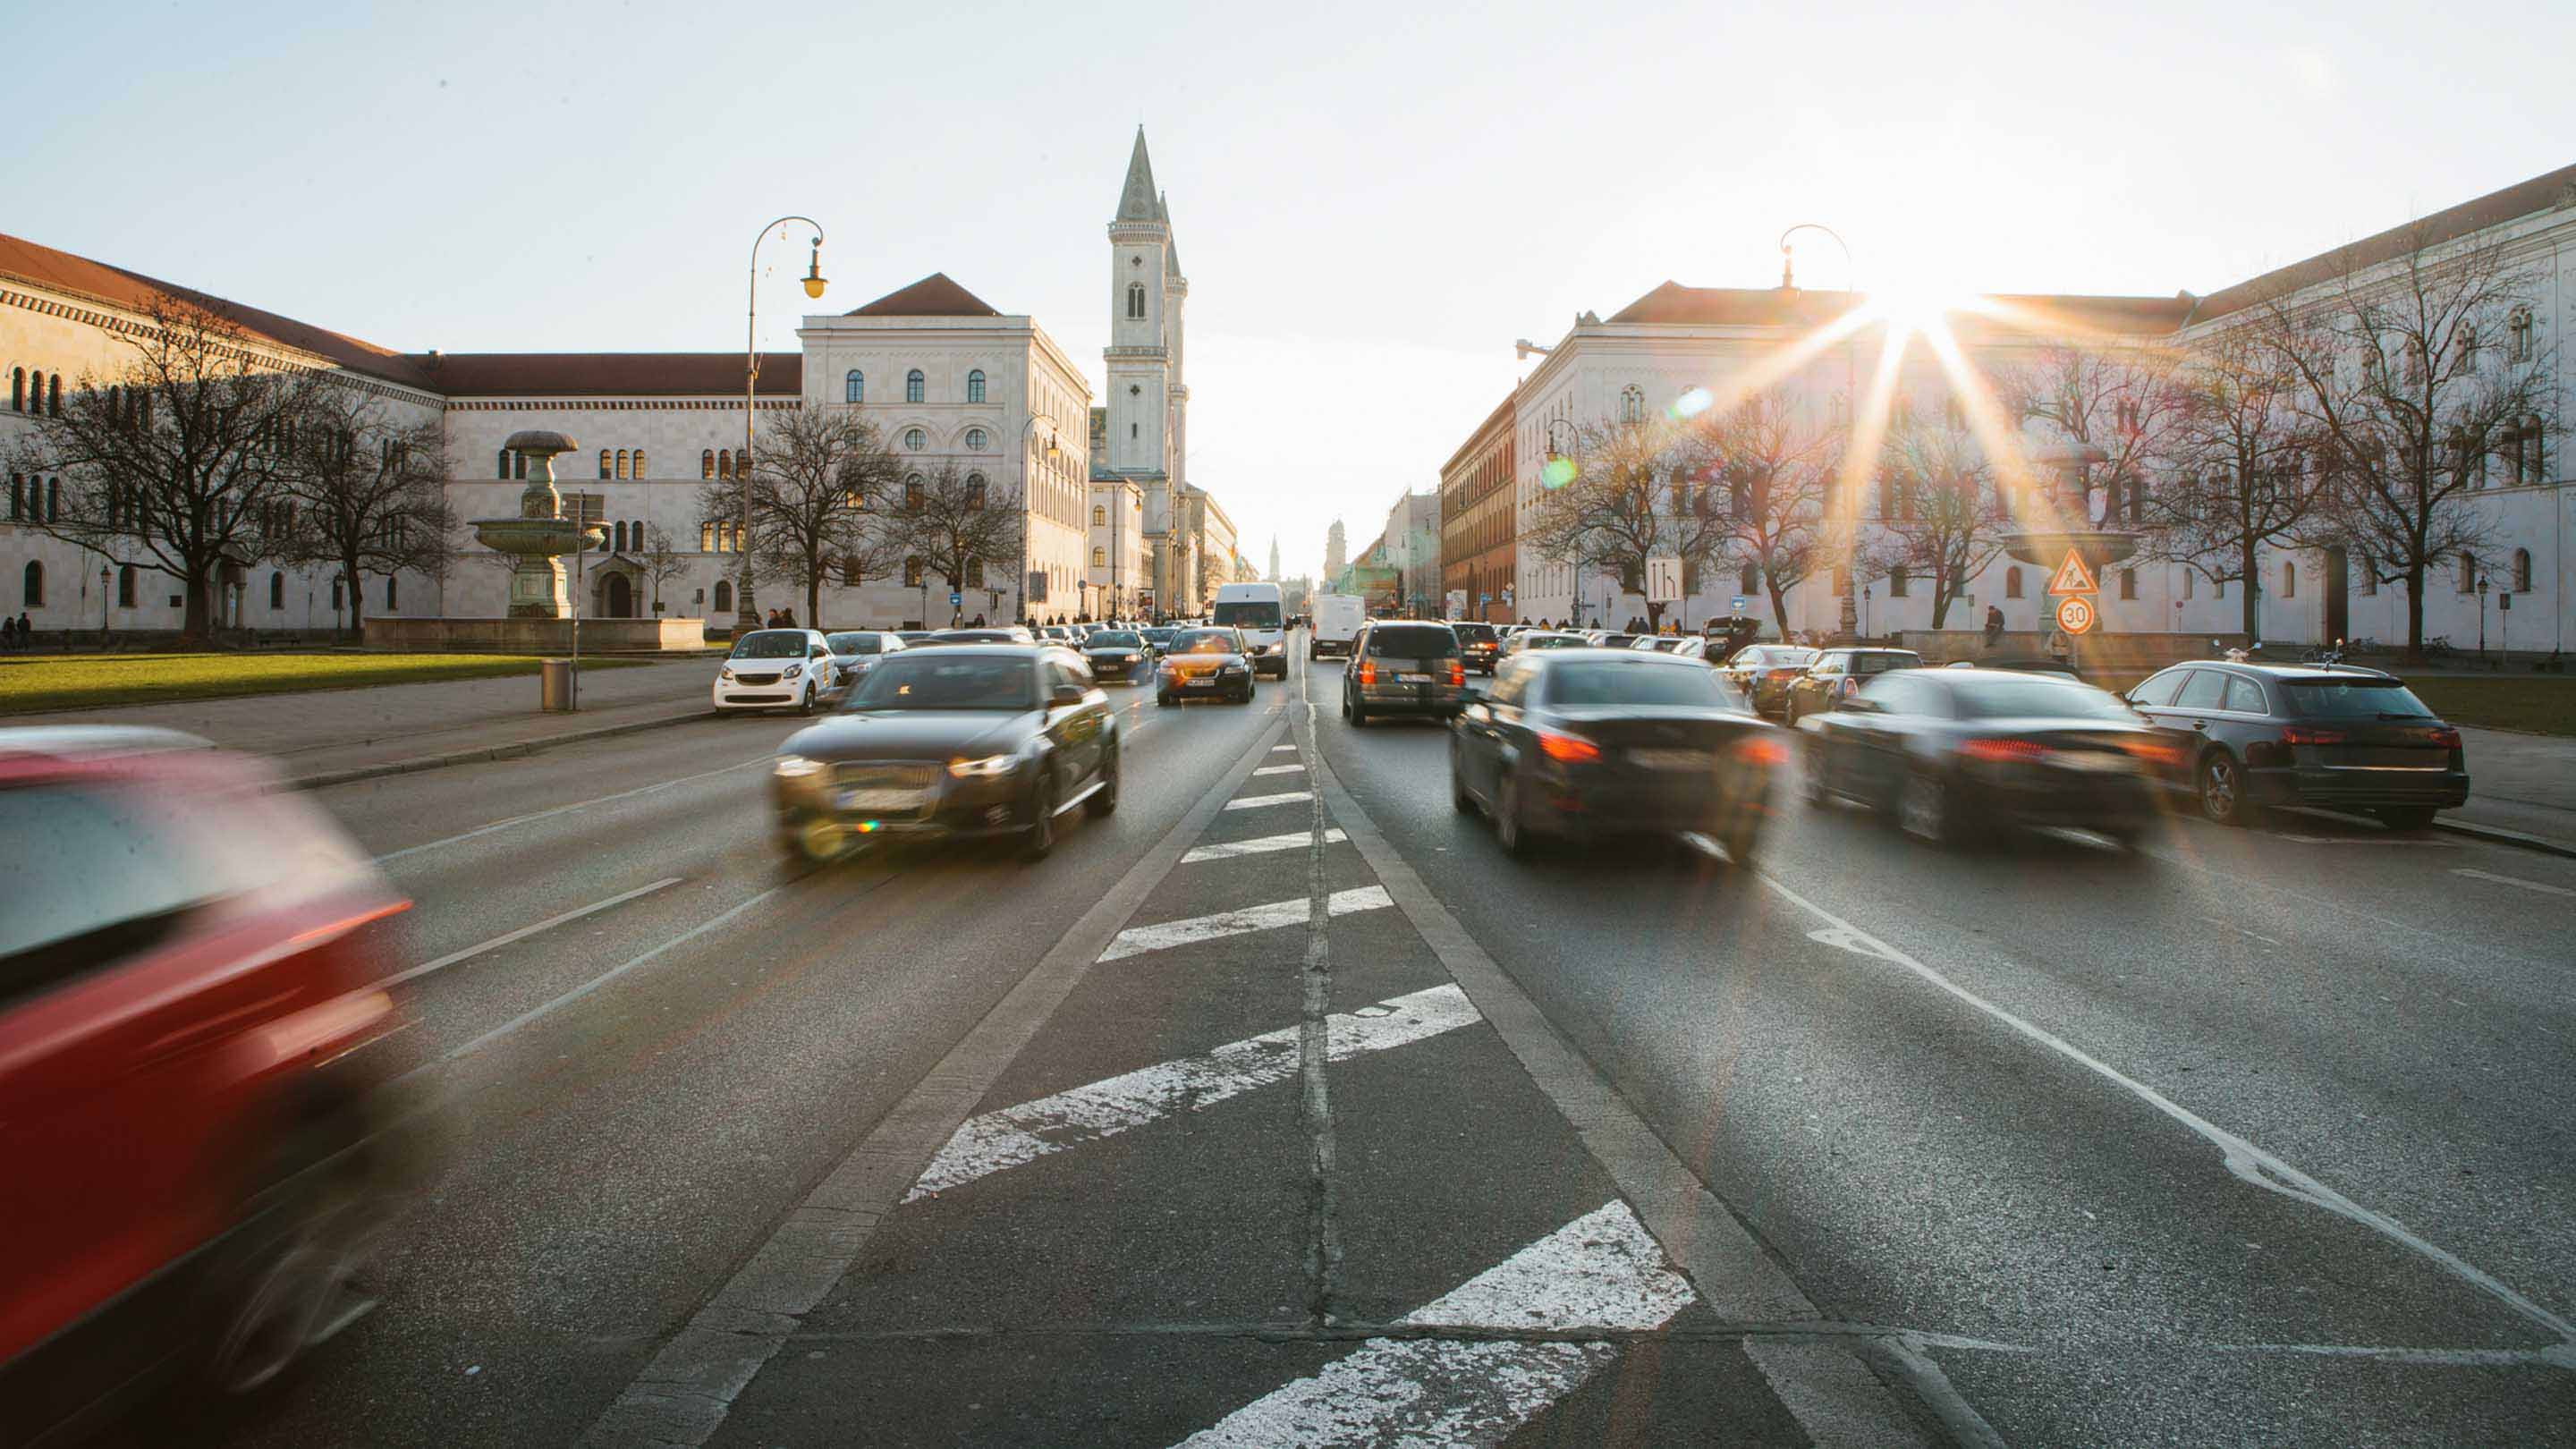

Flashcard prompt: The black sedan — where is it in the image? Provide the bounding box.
[1448,620,1502,674]
[1155,627,1258,705]
[2122,660,2468,829]
[1801,667,2160,846]
[1077,628,1154,683]
[769,647,1117,862]
[1450,648,1784,862]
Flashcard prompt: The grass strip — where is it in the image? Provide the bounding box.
[0,653,651,715]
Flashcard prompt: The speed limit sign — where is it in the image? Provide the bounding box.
[2055,595,2097,635]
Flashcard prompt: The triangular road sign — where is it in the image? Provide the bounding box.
[2046,549,2099,596]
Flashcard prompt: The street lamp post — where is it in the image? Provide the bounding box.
[2477,574,2491,665]
[1778,223,1860,641]
[741,216,828,635]
[98,565,109,646]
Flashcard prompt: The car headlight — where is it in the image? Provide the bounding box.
[947,753,1021,778]
[1222,662,1247,674]
[784,664,805,680]
[1123,653,1142,663]
[774,755,826,779]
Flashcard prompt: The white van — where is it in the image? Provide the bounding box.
[1309,593,1365,660]
[1211,581,1289,678]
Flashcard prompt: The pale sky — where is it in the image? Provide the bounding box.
[8,0,2571,579]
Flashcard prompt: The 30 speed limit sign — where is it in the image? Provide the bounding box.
[2055,595,2097,635]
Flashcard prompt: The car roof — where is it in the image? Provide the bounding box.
[2178,659,2400,682]
[1527,646,1702,665]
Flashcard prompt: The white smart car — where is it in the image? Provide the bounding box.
[714,629,835,715]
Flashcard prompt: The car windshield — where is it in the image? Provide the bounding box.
[1754,648,1815,667]
[825,633,883,655]
[1546,661,1741,708]
[1088,631,1143,648]
[1524,632,1587,648]
[1366,626,1459,657]
[1451,623,1497,643]
[2282,678,2438,718]
[1168,630,1240,655]
[1852,652,1921,674]
[842,653,1035,710]
[1952,677,2136,720]
[730,631,809,659]
[1212,600,1282,628]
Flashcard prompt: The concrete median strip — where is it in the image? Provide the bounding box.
[1097,886,1392,961]
[906,983,1480,1200]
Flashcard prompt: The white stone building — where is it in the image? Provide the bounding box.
[1089,474,1147,617]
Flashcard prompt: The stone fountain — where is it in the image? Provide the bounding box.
[2000,441,2140,572]
[475,430,603,618]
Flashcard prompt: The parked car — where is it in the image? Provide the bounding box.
[1801,667,2162,846]
[715,629,836,715]
[2122,661,2468,829]
[770,646,1117,862]
[895,631,939,646]
[1078,628,1154,684]
[0,729,424,1440]
[1594,631,1641,649]
[1782,647,1925,724]
[1630,635,1689,653]
[1506,630,1592,656]
[1155,627,1259,705]
[1450,648,1782,861]
[823,630,908,699]
[1448,621,1502,674]
[933,628,1030,646]
[1343,621,1470,726]
[1719,645,1819,717]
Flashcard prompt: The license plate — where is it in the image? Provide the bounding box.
[1185,676,1216,688]
[1398,672,1432,683]
[839,787,922,810]
[1630,748,1709,770]
[2054,752,2132,773]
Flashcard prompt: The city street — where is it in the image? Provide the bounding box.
[179,649,2576,1448]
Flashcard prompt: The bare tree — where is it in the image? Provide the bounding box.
[701,409,903,626]
[1875,420,2010,631]
[1996,336,2187,528]
[2248,226,2558,658]
[2138,328,2326,638]
[1699,391,1838,636]
[1521,418,1733,631]
[893,464,1024,626]
[275,389,453,638]
[7,295,314,640]
[638,526,693,614]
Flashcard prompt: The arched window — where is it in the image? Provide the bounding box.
[904,428,926,450]
[599,449,614,479]
[632,450,647,479]
[2512,548,2532,592]
[1888,565,1911,597]
[904,474,925,509]
[2282,560,2296,598]
[2458,551,2478,593]
[623,450,637,479]
[1092,547,1107,566]
[903,555,925,587]
[717,449,733,479]
[965,428,988,451]
[1092,504,1106,526]
[1126,284,1146,319]
[116,565,135,607]
[22,560,42,606]
[713,579,733,615]
[2119,569,2137,600]
[8,367,21,411]
[612,521,626,551]
[2004,566,2023,598]
[905,369,925,404]
[269,572,284,610]
[1620,386,1645,424]
[498,449,512,479]
[967,369,986,404]
[845,369,864,404]
[965,474,987,509]
[47,374,62,417]
[515,452,528,480]
[386,575,399,609]
[700,449,716,479]
[699,521,715,552]
[46,479,57,521]
[6,474,19,521]
[2182,571,2195,600]
[965,559,986,588]
[1740,562,1758,595]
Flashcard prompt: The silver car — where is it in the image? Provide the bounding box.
[824,630,908,699]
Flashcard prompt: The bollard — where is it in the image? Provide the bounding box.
[540,657,577,712]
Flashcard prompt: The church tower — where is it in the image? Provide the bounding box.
[1106,129,1171,479]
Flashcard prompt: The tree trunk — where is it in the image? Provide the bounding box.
[345,552,368,641]
[1766,580,1792,639]
[180,564,216,643]
[2239,538,2260,640]
[2404,563,2428,659]
[1928,571,1953,631]
[807,569,822,632]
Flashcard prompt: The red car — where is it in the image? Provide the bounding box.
[0,728,422,1440]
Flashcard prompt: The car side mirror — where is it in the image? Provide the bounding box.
[1050,682,1083,707]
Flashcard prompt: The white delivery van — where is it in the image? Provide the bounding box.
[1310,593,1365,659]
[1212,581,1289,678]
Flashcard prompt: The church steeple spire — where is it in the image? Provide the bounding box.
[1115,127,1160,223]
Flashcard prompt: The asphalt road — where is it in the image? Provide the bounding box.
[173,645,2576,1447]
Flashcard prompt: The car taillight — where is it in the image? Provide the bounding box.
[1359,661,1377,686]
[1734,735,1789,767]
[2281,725,2348,746]
[1448,660,1465,687]
[2427,725,2461,749]
[2120,738,2181,766]
[1767,668,1798,681]
[1962,738,2051,763]
[1538,730,1600,764]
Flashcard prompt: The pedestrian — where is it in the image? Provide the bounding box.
[14,612,29,649]
[779,606,798,629]
[970,613,987,627]
[1,615,14,650]
[1984,604,2005,649]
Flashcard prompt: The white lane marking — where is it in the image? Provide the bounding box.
[384,877,683,988]
[1223,789,1315,810]
[1097,886,1392,962]
[2453,868,2576,899]
[1251,762,1308,775]
[1182,828,1347,862]
[1271,744,1297,752]
[2277,835,2451,846]
[907,983,1479,1200]
[373,755,770,863]
[1172,1202,1695,1448]
[1756,873,2576,1344]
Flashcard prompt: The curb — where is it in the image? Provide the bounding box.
[2435,818,2576,861]
[285,707,721,791]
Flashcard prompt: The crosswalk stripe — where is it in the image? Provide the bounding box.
[1098,886,1391,962]
[905,982,1479,1201]
[1171,1202,1696,1446]
[1252,763,1308,775]
[1182,828,1346,863]
[1224,790,1314,809]
[1270,744,1297,752]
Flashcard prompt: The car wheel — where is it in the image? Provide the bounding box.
[1089,746,1120,818]
[199,1123,396,1400]
[1899,771,1958,845]
[2374,805,2437,833]
[1797,741,1833,807]
[2198,752,2254,827]
[1494,767,1532,856]
[1350,695,1369,728]
[1451,741,1478,814]
[1022,770,1058,860]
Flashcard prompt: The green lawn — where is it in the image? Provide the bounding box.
[0,653,648,715]
[2401,677,2576,737]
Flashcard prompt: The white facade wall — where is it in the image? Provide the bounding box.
[1089,478,1145,615]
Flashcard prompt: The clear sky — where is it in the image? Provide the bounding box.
[8,0,2571,579]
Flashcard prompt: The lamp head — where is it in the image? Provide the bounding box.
[801,242,827,301]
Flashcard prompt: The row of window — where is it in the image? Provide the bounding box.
[844,369,985,406]
[14,562,401,612]
[7,476,62,522]
[9,368,64,417]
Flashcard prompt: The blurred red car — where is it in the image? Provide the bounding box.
[0,727,422,1441]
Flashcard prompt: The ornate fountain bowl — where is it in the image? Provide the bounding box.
[473,516,603,556]
[2002,529,2140,568]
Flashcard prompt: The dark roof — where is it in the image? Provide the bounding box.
[1606,281,2189,335]
[1440,390,1521,478]
[2190,161,2576,323]
[1115,128,1161,224]
[845,273,1001,318]
[0,230,434,390]
[416,352,801,396]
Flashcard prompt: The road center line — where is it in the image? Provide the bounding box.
[1097,886,1392,962]
[1754,872,2576,1344]
[1182,828,1346,862]
[1172,1203,1696,1448]
[374,755,772,863]
[906,983,1479,1199]
[1251,762,1306,775]
[383,877,684,988]
[1223,789,1314,810]
[2453,868,2576,898]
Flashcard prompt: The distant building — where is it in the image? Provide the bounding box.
[1382,491,1442,617]
[1324,518,1347,581]
[1440,392,1517,623]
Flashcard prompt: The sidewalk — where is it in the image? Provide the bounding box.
[16,657,718,788]
[2447,724,2576,857]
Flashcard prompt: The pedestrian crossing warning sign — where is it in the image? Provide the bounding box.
[2046,550,2099,597]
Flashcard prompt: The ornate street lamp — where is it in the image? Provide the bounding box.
[741,216,826,634]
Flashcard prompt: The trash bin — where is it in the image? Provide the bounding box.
[540,657,577,712]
